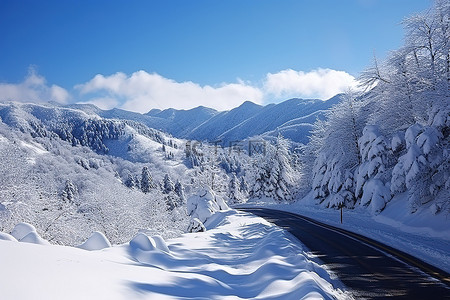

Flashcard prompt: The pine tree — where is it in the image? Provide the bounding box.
[62,180,78,204]
[355,125,392,213]
[227,173,241,204]
[124,172,135,188]
[308,91,363,207]
[141,166,154,193]
[248,136,296,202]
[271,135,295,201]
[391,124,448,212]
[174,180,185,201]
[163,174,175,194]
[249,155,269,199]
[239,176,248,195]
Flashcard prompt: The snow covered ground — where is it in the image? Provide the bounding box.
[0,210,349,300]
[239,193,450,273]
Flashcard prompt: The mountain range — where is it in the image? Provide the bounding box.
[68,94,343,145]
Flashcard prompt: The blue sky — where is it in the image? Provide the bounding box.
[0,0,431,112]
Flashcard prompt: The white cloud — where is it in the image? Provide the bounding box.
[0,68,70,104]
[0,67,359,112]
[76,71,264,113]
[263,68,358,100]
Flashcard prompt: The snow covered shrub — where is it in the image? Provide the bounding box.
[11,222,37,241]
[187,187,229,224]
[187,218,206,233]
[10,222,49,245]
[355,125,392,213]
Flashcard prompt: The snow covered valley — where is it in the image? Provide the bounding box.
[0,210,348,300]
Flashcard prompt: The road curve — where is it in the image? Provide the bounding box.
[239,208,450,299]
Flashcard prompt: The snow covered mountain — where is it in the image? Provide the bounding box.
[66,95,343,145]
[153,95,343,144]
[212,95,342,145]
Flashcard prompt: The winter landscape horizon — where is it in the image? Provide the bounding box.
[1,1,449,299]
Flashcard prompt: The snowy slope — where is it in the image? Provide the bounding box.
[186,101,264,142]
[0,210,349,300]
[0,102,190,245]
[145,105,220,137]
[215,95,342,145]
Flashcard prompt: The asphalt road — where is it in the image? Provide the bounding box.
[239,208,450,299]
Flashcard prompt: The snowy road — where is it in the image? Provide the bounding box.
[240,208,450,299]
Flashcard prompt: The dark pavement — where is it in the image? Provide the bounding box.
[239,208,450,299]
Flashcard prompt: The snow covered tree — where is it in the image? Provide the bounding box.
[391,123,449,212]
[162,174,175,194]
[124,171,135,188]
[360,1,450,133]
[141,166,155,193]
[248,156,269,199]
[309,91,364,208]
[355,126,392,213]
[239,176,248,196]
[248,135,296,202]
[302,1,449,215]
[270,135,296,201]
[227,173,242,204]
[185,141,203,167]
[174,180,185,202]
[61,180,78,204]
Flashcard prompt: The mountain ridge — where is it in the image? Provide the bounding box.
[14,94,344,144]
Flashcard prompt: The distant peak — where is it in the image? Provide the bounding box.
[239,100,259,107]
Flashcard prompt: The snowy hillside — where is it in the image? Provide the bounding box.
[0,101,192,245]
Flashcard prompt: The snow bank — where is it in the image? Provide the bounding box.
[0,210,347,300]
[129,233,156,251]
[152,235,169,253]
[20,231,50,245]
[9,223,50,245]
[11,222,36,241]
[187,187,229,225]
[0,232,17,241]
[77,231,111,251]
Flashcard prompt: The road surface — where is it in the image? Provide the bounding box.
[239,208,450,299]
